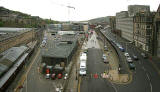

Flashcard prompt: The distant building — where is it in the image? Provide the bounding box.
[153,5,160,57]
[133,12,155,53]
[109,16,121,36]
[116,11,133,41]
[116,5,151,42]
[128,5,150,17]
[109,16,116,31]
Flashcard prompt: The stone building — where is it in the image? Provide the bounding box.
[109,16,116,31]
[153,5,160,57]
[128,5,150,17]
[133,12,155,53]
[116,5,150,42]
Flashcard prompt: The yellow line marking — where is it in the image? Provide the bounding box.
[14,48,40,92]
[78,77,81,92]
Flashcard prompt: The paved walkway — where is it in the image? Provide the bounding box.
[85,31,100,49]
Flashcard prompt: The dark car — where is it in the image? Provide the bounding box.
[104,46,108,51]
[141,53,147,58]
[128,63,135,70]
[132,55,138,60]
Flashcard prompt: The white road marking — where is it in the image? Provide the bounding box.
[150,83,153,92]
[110,82,118,92]
[142,66,146,71]
[146,73,150,81]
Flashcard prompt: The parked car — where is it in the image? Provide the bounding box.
[102,54,107,60]
[45,74,50,79]
[124,52,130,57]
[132,55,138,60]
[127,57,133,63]
[51,73,56,80]
[141,53,147,58]
[119,47,125,52]
[57,73,63,79]
[103,57,109,63]
[104,46,108,51]
[102,54,108,63]
[128,63,135,70]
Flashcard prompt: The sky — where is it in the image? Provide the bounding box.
[0,0,159,21]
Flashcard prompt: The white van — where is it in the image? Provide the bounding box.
[79,62,86,76]
[80,53,87,61]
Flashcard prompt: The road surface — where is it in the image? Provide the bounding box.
[103,28,160,92]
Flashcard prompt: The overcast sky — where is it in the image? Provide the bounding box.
[0,0,159,21]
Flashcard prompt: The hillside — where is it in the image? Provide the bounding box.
[0,7,59,28]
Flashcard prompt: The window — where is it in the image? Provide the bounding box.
[146,25,151,29]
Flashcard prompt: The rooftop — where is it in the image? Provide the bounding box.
[0,46,28,77]
[41,32,78,58]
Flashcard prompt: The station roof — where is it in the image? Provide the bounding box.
[0,46,28,76]
[41,33,78,58]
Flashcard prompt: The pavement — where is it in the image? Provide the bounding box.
[97,30,130,83]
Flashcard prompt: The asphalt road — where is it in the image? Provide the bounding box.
[80,48,116,92]
[103,28,160,92]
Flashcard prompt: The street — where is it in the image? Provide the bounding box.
[80,48,116,92]
[103,29,160,92]
[80,31,117,92]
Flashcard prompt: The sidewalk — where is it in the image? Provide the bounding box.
[96,30,130,83]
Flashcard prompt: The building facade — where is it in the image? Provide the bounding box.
[133,12,155,53]
[116,5,150,42]
[153,5,160,57]
[128,5,150,17]
[109,16,116,31]
[116,11,134,41]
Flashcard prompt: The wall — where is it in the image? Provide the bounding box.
[0,30,35,53]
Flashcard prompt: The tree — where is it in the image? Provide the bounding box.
[0,21,3,27]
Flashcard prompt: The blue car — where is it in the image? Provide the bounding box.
[119,47,125,52]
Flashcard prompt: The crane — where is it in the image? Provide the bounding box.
[49,0,75,23]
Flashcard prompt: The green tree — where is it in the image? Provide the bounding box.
[0,21,3,27]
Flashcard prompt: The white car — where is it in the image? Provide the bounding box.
[124,53,130,57]
[45,74,50,79]
[127,57,133,63]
